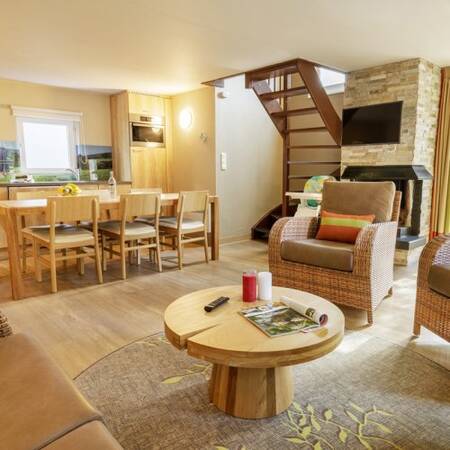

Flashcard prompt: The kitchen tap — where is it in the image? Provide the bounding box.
[65,168,80,181]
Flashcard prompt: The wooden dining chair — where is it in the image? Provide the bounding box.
[155,190,209,269]
[15,189,60,273]
[130,188,162,193]
[98,192,162,279]
[21,196,103,293]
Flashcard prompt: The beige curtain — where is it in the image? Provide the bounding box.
[430,67,450,237]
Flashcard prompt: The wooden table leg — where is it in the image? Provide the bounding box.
[209,363,293,419]
[210,197,219,261]
[0,208,25,299]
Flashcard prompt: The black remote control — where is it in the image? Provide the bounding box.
[204,296,230,312]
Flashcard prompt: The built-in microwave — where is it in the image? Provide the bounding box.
[129,113,165,148]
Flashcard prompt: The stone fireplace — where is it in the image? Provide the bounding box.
[341,165,432,251]
[341,58,441,265]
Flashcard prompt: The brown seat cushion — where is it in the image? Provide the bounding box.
[428,264,450,298]
[43,421,123,450]
[321,181,396,223]
[281,238,354,272]
[0,334,102,450]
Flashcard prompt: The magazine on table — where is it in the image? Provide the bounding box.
[239,297,328,338]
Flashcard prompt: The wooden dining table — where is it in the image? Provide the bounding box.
[0,193,219,300]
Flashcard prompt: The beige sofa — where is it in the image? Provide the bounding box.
[0,322,122,450]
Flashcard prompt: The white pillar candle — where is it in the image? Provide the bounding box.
[257,271,272,303]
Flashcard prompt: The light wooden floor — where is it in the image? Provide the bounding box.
[1,240,448,378]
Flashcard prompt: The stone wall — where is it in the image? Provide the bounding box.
[414,60,441,239]
[341,58,441,263]
[342,58,420,166]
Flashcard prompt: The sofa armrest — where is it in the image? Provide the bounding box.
[353,221,398,277]
[418,234,450,289]
[269,217,318,267]
[0,310,12,338]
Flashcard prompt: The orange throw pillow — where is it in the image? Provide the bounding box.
[316,210,375,244]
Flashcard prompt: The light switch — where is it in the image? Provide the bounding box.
[220,152,227,171]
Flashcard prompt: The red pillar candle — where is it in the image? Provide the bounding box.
[242,270,257,302]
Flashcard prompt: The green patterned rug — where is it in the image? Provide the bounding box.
[75,332,450,450]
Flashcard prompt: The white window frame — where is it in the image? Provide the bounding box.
[12,106,82,174]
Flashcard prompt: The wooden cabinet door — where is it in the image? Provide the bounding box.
[128,93,165,117]
[131,148,167,191]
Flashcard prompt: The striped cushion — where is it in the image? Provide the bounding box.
[316,210,375,244]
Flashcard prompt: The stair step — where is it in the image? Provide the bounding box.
[286,126,328,134]
[253,226,271,239]
[287,145,340,150]
[287,160,340,165]
[272,107,317,118]
[259,86,308,100]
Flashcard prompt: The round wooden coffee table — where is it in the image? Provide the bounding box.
[164,285,344,419]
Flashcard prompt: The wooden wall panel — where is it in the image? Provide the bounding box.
[111,91,132,182]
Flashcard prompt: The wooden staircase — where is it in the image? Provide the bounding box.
[245,58,343,218]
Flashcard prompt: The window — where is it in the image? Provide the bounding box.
[13,107,82,173]
[318,68,346,94]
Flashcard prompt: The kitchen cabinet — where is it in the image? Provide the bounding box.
[8,184,100,199]
[131,147,169,191]
[111,92,132,182]
[110,92,172,190]
[128,93,165,117]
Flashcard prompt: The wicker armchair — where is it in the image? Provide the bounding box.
[269,182,401,325]
[0,310,12,338]
[413,234,450,341]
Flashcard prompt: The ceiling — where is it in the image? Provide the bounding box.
[1,0,449,95]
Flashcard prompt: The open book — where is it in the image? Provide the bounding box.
[240,298,328,338]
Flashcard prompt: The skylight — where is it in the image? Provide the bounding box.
[318,68,346,93]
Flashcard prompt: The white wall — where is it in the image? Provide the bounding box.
[0,78,111,145]
[215,75,283,240]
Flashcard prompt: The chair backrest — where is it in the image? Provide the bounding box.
[130,187,162,194]
[120,193,161,222]
[321,181,396,223]
[81,189,112,201]
[391,191,402,223]
[46,196,99,224]
[15,189,60,200]
[178,191,209,213]
[177,191,209,227]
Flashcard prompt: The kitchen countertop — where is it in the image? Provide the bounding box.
[0,181,131,187]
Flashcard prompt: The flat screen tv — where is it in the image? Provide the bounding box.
[342,101,402,145]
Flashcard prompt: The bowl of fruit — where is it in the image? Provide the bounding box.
[57,183,81,196]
